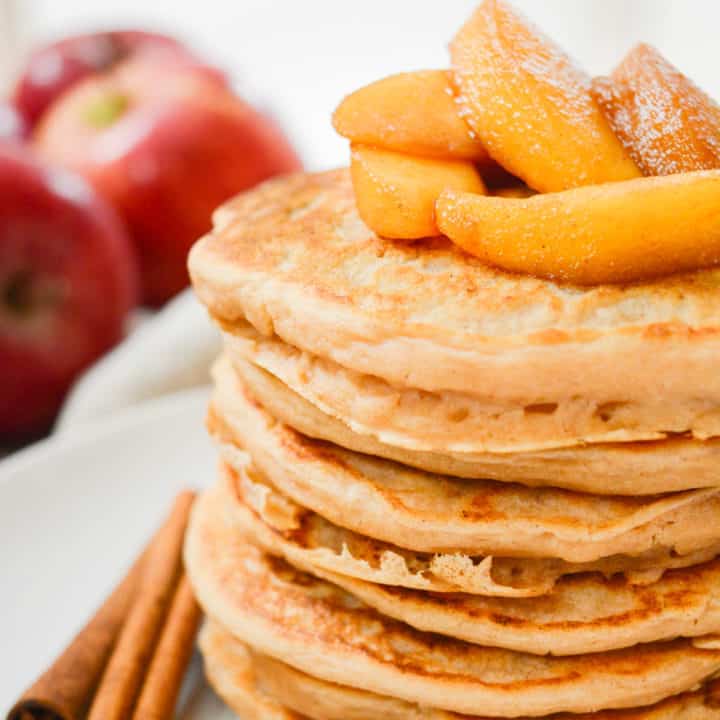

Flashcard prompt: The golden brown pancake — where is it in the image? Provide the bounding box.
[211,357,720,563]
[189,170,720,438]
[215,464,720,655]
[200,621,301,719]
[221,354,720,496]
[200,621,720,720]
[223,323,717,451]
[185,488,720,716]
[221,460,720,611]
[189,153,720,720]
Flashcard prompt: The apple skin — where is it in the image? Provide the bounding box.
[34,58,302,305]
[0,143,138,439]
[13,30,225,129]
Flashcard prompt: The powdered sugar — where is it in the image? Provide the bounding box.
[450,0,638,191]
[595,43,720,175]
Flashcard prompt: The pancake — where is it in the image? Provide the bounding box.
[189,170,720,434]
[199,622,300,720]
[305,558,720,657]
[219,464,720,655]
[185,488,720,716]
[221,462,557,597]
[219,462,720,599]
[200,622,720,720]
[223,324,714,451]
[224,355,720,496]
[210,358,720,558]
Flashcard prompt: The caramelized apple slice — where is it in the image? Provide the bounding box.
[351,145,486,239]
[450,0,640,191]
[593,44,720,176]
[334,70,490,162]
[436,170,720,285]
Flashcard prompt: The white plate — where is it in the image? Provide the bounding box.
[0,388,237,719]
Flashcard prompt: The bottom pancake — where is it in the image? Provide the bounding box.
[185,487,720,716]
[200,621,301,720]
[200,622,720,720]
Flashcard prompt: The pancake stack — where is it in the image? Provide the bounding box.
[185,169,720,718]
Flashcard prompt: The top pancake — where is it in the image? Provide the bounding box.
[189,169,720,408]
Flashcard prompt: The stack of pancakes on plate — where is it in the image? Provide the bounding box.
[185,169,720,718]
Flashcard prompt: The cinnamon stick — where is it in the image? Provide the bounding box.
[7,547,146,720]
[86,490,195,720]
[131,574,202,720]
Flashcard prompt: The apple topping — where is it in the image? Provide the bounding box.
[334,70,490,162]
[593,44,720,176]
[450,0,640,192]
[332,0,719,284]
[436,170,720,285]
[351,145,486,239]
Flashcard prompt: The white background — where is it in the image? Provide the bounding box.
[5,1,719,169]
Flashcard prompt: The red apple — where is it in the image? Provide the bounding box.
[0,143,138,439]
[13,30,224,129]
[34,57,302,305]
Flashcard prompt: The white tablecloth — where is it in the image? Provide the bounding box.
[58,290,220,433]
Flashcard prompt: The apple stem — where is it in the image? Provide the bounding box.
[83,92,130,129]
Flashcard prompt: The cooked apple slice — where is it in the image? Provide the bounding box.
[334,70,490,162]
[351,145,486,239]
[436,170,720,285]
[450,0,640,192]
[593,44,720,176]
